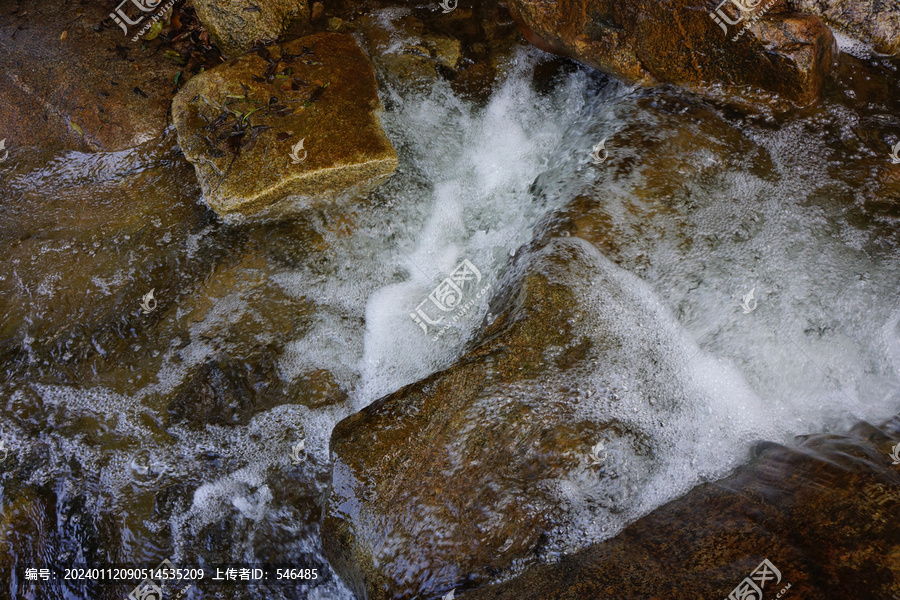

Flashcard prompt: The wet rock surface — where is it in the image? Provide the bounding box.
[192,0,312,57]
[0,0,221,153]
[171,32,399,218]
[506,0,837,106]
[1,3,899,600]
[788,0,900,55]
[322,234,717,600]
[0,136,220,381]
[464,417,900,600]
[535,52,900,272]
[0,125,361,597]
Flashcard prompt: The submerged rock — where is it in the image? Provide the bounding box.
[464,417,900,599]
[352,2,526,100]
[506,0,836,106]
[158,243,349,427]
[0,137,218,377]
[192,0,312,57]
[0,0,183,152]
[171,33,398,218]
[357,13,462,90]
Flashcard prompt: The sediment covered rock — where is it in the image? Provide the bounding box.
[171,32,398,218]
[192,0,312,57]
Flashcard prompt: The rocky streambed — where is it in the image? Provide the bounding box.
[0,0,898,599]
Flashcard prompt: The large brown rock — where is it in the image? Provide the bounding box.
[464,417,900,600]
[322,235,714,600]
[506,0,837,106]
[788,0,900,55]
[192,0,312,57]
[171,32,398,218]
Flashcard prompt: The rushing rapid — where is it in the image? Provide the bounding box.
[1,40,898,599]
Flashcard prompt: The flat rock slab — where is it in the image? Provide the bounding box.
[171,32,398,218]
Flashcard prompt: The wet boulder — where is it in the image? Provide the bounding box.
[322,236,723,600]
[171,33,398,218]
[506,0,837,106]
[787,0,900,55]
[464,417,900,600]
[191,0,312,57]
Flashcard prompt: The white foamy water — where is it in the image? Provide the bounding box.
[833,30,875,60]
[356,52,596,403]
[3,40,899,599]
[0,48,600,600]
[505,84,900,560]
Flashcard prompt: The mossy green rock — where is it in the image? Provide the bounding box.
[171,33,398,218]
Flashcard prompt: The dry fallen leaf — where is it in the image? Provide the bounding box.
[60,30,67,41]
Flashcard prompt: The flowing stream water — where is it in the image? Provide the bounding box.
[1,43,899,600]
